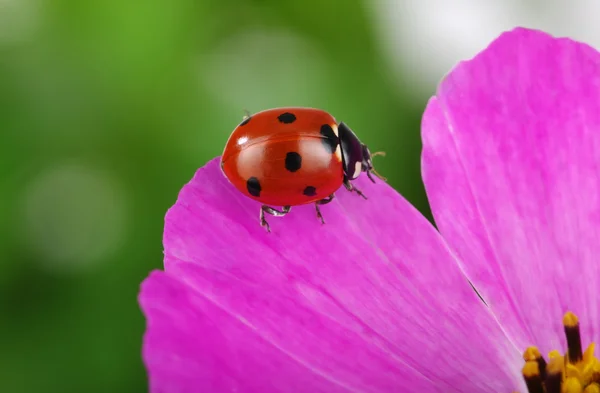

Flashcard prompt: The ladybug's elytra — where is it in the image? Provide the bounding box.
[220,107,385,232]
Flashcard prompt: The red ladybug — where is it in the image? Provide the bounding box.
[220,107,385,231]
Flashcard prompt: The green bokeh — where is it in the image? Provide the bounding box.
[0,1,431,392]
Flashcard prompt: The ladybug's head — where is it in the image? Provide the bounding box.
[338,122,386,183]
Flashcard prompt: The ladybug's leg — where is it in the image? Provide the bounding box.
[343,175,367,199]
[315,194,335,224]
[260,205,291,232]
[366,170,377,183]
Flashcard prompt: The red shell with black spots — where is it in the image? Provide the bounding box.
[221,107,343,207]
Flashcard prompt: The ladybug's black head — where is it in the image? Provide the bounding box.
[338,122,386,183]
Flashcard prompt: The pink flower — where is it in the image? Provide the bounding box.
[139,27,600,393]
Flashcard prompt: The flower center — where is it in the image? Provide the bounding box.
[520,312,600,393]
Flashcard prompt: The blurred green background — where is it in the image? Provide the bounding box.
[0,0,438,392]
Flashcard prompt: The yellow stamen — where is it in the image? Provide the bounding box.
[584,383,600,393]
[519,312,600,393]
[525,346,548,379]
[546,358,564,393]
[524,361,541,377]
[564,377,583,393]
[564,312,580,327]
[564,312,584,363]
[525,347,544,362]
[523,361,544,393]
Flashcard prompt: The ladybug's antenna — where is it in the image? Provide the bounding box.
[243,108,251,120]
[370,151,387,182]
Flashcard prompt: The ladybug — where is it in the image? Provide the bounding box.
[220,107,385,232]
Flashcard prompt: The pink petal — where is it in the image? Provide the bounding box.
[422,27,600,355]
[139,157,524,392]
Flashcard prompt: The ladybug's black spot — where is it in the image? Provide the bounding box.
[277,112,297,124]
[246,177,261,197]
[285,152,302,172]
[239,116,251,126]
[303,186,317,197]
[320,124,339,154]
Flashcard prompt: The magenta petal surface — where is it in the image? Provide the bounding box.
[422,27,600,355]
[139,157,524,393]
